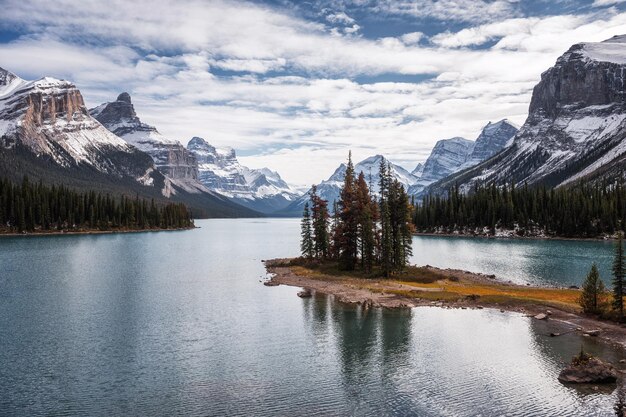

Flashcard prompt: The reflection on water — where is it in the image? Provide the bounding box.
[411,235,615,286]
[0,219,623,416]
[301,293,622,416]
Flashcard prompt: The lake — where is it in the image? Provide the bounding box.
[0,218,623,416]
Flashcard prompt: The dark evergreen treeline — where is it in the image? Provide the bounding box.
[301,153,413,277]
[0,176,194,233]
[414,182,626,237]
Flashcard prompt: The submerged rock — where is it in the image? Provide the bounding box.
[559,354,619,384]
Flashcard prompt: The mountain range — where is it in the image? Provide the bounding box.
[91,93,297,214]
[1,35,625,218]
[427,35,626,195]
[279,118,518,216]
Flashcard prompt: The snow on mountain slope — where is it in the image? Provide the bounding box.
[0,67,160,187]
[427,35,626,195]
[187,136,299,213]
[409,120,518,196]
[90,93,202,193]
[411,162,424,177]
[409,137,474,195]
[281,154,419,216]
[465,119,519,166]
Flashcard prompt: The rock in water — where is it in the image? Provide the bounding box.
[534,313,548,320]
[297,289,312,298]
[558,355,619,384]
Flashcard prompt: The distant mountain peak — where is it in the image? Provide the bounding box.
[426,36,626,194]
[117,92,132,103]
[187,137,298,213]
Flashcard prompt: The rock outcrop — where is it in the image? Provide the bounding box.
[90,93,199,186]
[428,35,626,195]
[187,136,299,213]
[0,67,160,186]
[558,353,619,384]
[410,120,517,196]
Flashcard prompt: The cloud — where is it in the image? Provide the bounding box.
[367,0,521,23]
[593,0,626,6]
[1,0,626,185]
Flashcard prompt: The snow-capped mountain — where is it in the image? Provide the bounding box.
[428,35,626,194]
[411,162,424,177]
[187,136,299,213]
[280,154,419,216]
[0,67,161,188]
[465,119,519,166]
[410,119,518,196]
[0,68,260,218]
[410,137,474,194]
[90,93,202,193]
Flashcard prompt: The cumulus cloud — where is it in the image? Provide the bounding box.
[1,0,625,185]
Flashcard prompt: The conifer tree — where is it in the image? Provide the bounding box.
[613,233,625,318]
[300,202,314,260]
[309,185,330,259]
[580,263,608,315]
[337,151,359,270]
[379,160,393,277]
[356,172,375,272]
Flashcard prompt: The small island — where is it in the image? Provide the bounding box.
[264,257,626,348]
[267,152,626,351]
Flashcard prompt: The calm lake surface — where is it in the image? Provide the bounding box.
[0,218,624,416]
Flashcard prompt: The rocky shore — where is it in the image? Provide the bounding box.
[264,258,626,349]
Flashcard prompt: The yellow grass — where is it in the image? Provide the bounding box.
[284,261,583,312]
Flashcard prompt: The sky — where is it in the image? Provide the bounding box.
[1,0,626,187]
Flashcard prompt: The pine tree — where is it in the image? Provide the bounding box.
[379,160,393,277]
[613,232,625,318]
[356,172,375,272]
[310,185,330,259]
[337,151,359,270]
[300,202,314,260]
[580,263,608,315]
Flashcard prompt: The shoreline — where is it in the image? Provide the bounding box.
[413,231,617,242]
[0,226,198,238]
[264,258,626,350]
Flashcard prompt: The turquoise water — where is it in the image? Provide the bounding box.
[411,235,615,287]
[0,219,623,416]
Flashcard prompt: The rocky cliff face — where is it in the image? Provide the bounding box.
[409,137,474,195]
[0,68,159,186]
[187,136,299,213]
[466,119,519,165]
[91,93,199,186]
[427,35,626,194]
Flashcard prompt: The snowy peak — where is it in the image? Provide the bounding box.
[90,92,170,143]
[92,93,198,187]
[0,67,161,189]
[283,154,419,216]
[467,119,519,164]
[187,136,298,212]
[0,67,18,88]
[419,137,474,183]
[411,162,424,177]
[426,35,626,194]
[577,35,626,65]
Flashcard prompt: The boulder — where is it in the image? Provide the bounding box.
[297,289,312,298]
[584,329,602,337]
[559,355,619,384]
[534,313,548,320]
